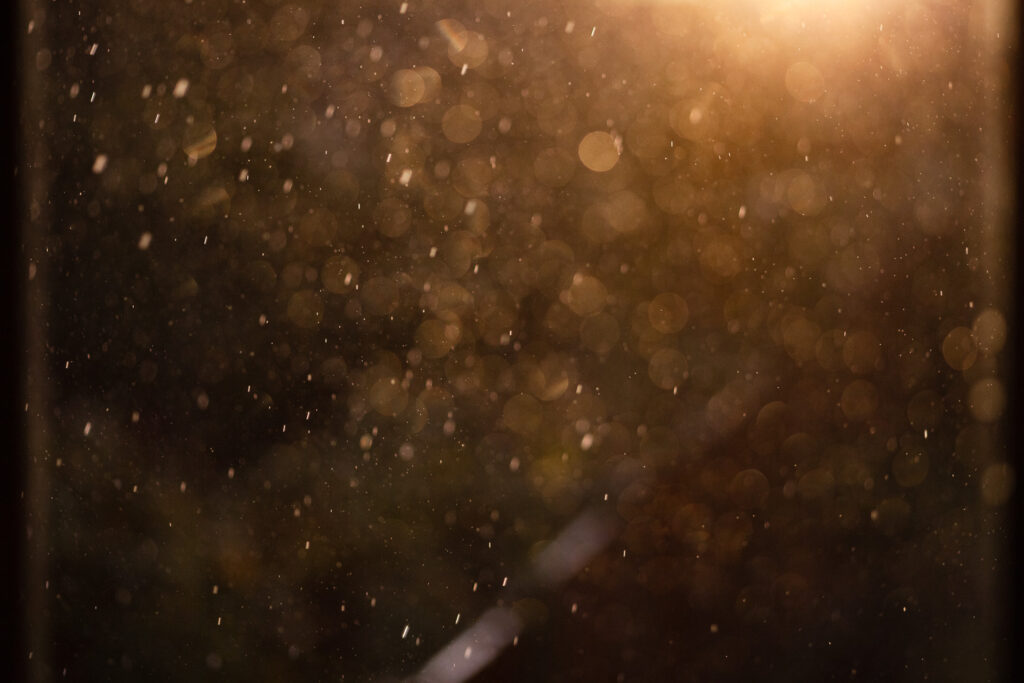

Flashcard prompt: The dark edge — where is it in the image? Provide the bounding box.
[1009,2,1024,681]
[3,0,26,680]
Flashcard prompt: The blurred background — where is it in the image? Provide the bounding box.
[13,0,1019,681]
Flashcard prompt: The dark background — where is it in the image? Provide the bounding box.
[8,1,1023,681]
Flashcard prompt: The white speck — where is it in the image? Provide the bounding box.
[154,113,160,124]
[472,582,478,592]
[325,104,335,118]
[89,43,98,55]
[565,21,575,34]
[590,26,596,37]
[386,153,392,163]
[92,155,108,174]
[83,422,92,436]
[923,429,928,439]
[141,84,152,99]
[399,168,413,186]
[455,612,461,624]
[464,199,478,215]
[402,625,410,639]
[27,20,34,34]
[460,63,468,75]
[238,169,249,182]
[501,576,508,587]
[89,91,95,102]
[283,179,293,193]
[399,2,408,14]
[138,232,152,250]
[69,83,79,98]
[173,78,190,98]
[571,603,578,614]
[464,647,472,659]
[580,433,594,450]
[258,314,268,326]
[305,540,310,549]
[429,246,437,258]
[738,205,747,219]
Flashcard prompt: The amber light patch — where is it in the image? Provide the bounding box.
[442,104,483,143]
[578,131,620,172]
[785,61,825,103]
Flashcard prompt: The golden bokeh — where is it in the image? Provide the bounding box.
[577,131,620,172]
[25,0,1014,679]
[785,61,825,103]
[442,104,483,143]
[840,379,878,422]
[388,68,426,107]
[647,293,689,335]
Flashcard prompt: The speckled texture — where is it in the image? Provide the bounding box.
[20,1,1014,681]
